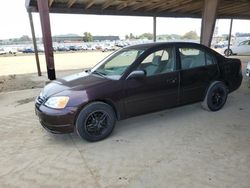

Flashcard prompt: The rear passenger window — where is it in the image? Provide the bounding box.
[206,53,215,65]
[179,48,205,69]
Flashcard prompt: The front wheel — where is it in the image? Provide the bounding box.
[224,49,233,56]
[76,102,116,142]
[202,81,228,111]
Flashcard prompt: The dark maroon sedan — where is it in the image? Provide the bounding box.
[35,42,242,141]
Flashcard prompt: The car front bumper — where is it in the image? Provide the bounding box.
[246,66,250,77]
[35,104,78,134]
[246,62,250,77]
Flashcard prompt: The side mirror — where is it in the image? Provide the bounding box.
[126,70,146,80]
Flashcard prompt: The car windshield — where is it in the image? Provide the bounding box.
[91,48,145,80]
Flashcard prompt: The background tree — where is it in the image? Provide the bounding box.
[129,33,135,39]
[83,32,93,42]
[171,34,181,40]
[19,35,32,41]
[182,31,199,39]
[125,34,129,40]
[139,33,153,40]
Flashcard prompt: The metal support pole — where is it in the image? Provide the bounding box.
[226,19,233,56]
[153,16,156,42]
[28,11,41,76]
[200,0,219,47]
[37,0,56,80]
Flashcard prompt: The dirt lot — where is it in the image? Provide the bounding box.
[0,51,111,76]
[0,54,250,187]
[0,51,111,92]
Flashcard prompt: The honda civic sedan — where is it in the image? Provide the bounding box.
[35,42,242,142]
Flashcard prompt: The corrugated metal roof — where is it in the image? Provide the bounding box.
[26,0,250,19]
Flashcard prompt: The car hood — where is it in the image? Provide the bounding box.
[41,72,108,97]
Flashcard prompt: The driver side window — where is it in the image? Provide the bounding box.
[239,40,250,46]
[138,48,175,77]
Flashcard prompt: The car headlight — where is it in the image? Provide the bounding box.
[45,96,69,109]
[39,91,43,98]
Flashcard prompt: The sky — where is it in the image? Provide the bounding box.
[0,0,250,40]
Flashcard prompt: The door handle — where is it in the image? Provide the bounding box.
[166,78,177,84]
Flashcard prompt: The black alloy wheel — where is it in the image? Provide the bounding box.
[211,88,225,108]
[85,110,111,136]
[76,102,116,142]
[202,81,228,111]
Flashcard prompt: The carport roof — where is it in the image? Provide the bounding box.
[26,0,250,19]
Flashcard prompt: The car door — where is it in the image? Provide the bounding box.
[245,40,250,55]
[123,46,180,117]
[235,40,250,55]
[177,45,219,105]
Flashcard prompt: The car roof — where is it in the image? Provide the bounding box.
[125,42,204,50]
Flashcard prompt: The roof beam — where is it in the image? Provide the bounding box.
[157,0,193,12]
[48,0,54,7]
[147,3,171,11]
[145,0,174,11]
[116,0,137,10]
[67,0,77,8]
[26,0,250,19]
[102,0,113,10]
[130,1,155,11]
[46,6,199,18]
[219,3,239,12]
[221,3,249,13]
[117,2,127,10]
[188,2,204,14]
[167,1,201,13]
[85,0,95,9]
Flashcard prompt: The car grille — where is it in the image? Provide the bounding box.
[36,95,46,107]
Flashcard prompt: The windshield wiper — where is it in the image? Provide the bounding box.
[92,70,107,77]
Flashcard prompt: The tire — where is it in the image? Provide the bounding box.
[224,49,232,56]
[202,81,228,111]
[76,102,116,142]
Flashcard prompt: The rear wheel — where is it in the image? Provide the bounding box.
[224,49,233,56]
[76,102,116,142]
[202,81,228,111]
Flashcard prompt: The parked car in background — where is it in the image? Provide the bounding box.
[82,45,88,50]
[224,40,250,56]
[53,46,57,52]
[69,45,78,51]
[246,61,250,77]
[0,48,7,55]
[35,42,242,142]
[22,48,34,53]
[214,41,228,49]
[57,45,69,51]
[86,44,96,50]
[76,45,83,51]
[100,44,114,52]
[4,47,18,54]
[37,46,45,53]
